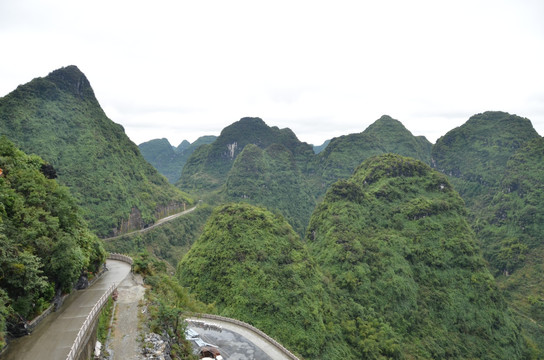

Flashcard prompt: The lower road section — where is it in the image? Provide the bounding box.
[186,317,297,360]
[2,259,131,360]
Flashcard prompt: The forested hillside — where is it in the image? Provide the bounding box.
[0,137,106,348]
[139,136,216,183]
[177,203,329,359]
[306,154,527,359]
[0,66,192,237]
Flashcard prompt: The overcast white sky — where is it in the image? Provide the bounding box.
[1,0,543,146]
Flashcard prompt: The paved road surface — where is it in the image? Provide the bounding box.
[186,317,294,360]
[2,260,131,360]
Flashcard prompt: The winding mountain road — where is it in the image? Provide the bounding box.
[103,205,198,241]
[2,260,131,360]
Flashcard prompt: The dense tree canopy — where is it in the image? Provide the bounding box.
[0,137,106,347]
[306,154,526,359]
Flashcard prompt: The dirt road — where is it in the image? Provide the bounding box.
[107,273,146,359]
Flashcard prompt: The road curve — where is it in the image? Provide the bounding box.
[2,260,131,360]
[103,205,198,241]
[185,316,298,360]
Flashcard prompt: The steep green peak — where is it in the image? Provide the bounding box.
[176,139,191,152]
[432,111,539,184]
[220,117,267,136]
[364,114,403,131]
[45,65,96,100]
[363,115,426,141]
[214,116,307,157]
[139,138,175,156]
[439,111,538,143]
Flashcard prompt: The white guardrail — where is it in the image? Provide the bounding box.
[65,283,115,360]
[65,253,133,360]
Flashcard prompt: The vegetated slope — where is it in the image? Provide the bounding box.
[139,136,216,183]
[177,203,328,359]
[475,137,544,355]
[0,137,106,348]
[306,154,526,359]
[317,115,432,189]
[225,144,316,235]
[431,111,544,355]
[0,66,191,237]
[177,117,314,193]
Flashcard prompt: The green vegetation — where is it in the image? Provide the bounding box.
[0,137,105,345]
[139,136,216,183]
[0,66,192,237]
[97,297,114,344]
[177,203,328,359]
[306,154,526,359]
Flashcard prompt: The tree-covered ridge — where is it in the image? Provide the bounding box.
[431,111,539,203]
[177,117,315,192]
[306,154,526,359]
[0,66,192,236]
[0,137,106,348]
[177,203,328,359]
[139,136,217,183]
[225,144,316,235]
[316,115,432,189]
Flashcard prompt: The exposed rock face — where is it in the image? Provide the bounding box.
[142,333,172,360]
[113,207,144,236]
